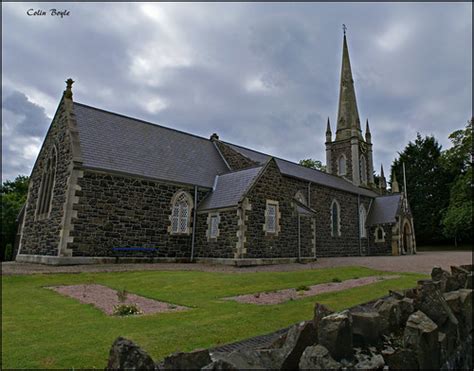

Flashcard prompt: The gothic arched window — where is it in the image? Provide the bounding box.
[359,204,367,238]
[360,156,367,184]
[337,155,347,176]
[170,191,194,234]
[294,190,307,206]
[331,199,341,237]
[36,146,57,220]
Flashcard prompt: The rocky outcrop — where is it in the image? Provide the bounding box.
[106,265,473,370]
[106,337,155,370]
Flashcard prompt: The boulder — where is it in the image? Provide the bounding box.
[459,289,473,335]
[451,266,469,286]
[438,331,448,365]
[403,310,439,369]
[279,321,317,369]
[313,303,333,342]
[201,358,238,370]
[415,280,457,327]
[351,312,381,345]
[162,349,211,370]
[210,349,281,369]
[298,345,342,370]
[389,289,405,300]
[353,353,385,370]
[431,266,451,292]
[460,264,473,271]
[398,297,415,323]
[106,337,156,370]
[466,272,473,289]
[374,298,402,332]
[383,348,418,370]
[318,310,353,361]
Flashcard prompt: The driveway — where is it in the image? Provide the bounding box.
[1,251,471,275]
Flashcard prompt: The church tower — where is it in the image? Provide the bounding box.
[326,30,374,187]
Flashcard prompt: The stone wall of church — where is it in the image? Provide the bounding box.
[243,160,315,259]
[329,139,353,180]
[19,99,73,256]
[368,224,393,255]
[214,141,258,170]
[194,209,239,258]
[68,171,208,258]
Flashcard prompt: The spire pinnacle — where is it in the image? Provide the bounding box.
[380,164,385,178]
[335,31,362,141]
[326,117,332,134]
[365,118,372,143]
[64,78,74,99]
[391,171,400,193]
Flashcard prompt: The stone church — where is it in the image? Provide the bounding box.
[16,34,416,265]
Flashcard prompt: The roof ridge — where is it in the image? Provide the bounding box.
[223,139,373,186]
[73,101,213,144]
[220,164,264,175]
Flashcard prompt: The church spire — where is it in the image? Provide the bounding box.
[335,31,362,141]
[326,117,332,142]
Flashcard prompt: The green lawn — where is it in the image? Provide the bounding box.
[2,266,426,369]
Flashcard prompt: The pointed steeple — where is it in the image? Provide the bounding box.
[391,171,400,193]
[365,119,371,143]
[379,164,387,192]
[326,117,332,142]
[335,33,362,141]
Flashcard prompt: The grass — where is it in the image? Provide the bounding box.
[1,266,426,369]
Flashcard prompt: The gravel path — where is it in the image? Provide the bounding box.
[2,251,471,276]
[225,275,399,305]
[47,284,187,316]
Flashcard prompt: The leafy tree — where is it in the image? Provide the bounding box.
[391,134,453,245]
[299,158,326,172]
[1,175,29,261]
[440,119,473,245]
[441,168,472,245]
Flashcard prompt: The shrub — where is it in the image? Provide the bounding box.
[113,303,142,316]
[332,277,342,283]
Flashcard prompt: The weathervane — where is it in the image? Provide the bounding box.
[342,24,347,35]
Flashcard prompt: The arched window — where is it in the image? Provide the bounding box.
[170,191,193,234]
[337,155,347,176]
[330,199,341,237]
[36,146,57,220]
[359,204,367,238]
[375,226,385,242]
[360,156,367,184]
[294,190,307,206]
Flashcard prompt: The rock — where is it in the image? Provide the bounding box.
[415,280,457,327]
[351,312,381,345]
[431,266,451,292]
[279,321,317,369]
[398,297,415,323]
[162,349,211,370]
[466,272,473,289]
[313,303,333,342]
[460,264,473,271]
[211,349,281,369]
[403,287,417,299]
[389,289,405,300]
[438,331,448,365]
[459,289,473,335]
[375,298,401,332]
[451,266,469,286]
[298,345,342,370]
[354,354,385,370]
[106,337,156,370]
[201,359,238,370]
[403,310,439,369]
[318,310,353,361]
[443,291,463,314]
[383,348,418,370]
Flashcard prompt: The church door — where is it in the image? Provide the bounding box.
[402,221,412,254]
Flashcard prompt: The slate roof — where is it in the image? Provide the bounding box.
[198,166,263,211]
[225,142,378,197]
[367,194,401,225]
[73,103,229,188]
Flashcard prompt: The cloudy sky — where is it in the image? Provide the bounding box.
[2,2,472,182]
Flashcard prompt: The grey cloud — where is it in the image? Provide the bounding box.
[1,2,471,181]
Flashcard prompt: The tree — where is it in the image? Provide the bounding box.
[391,134,453,245]
[299,158,326,172]
[440,119,473,245]
[1,175,29,261]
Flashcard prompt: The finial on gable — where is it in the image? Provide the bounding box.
[210,133,219,141]
[342,24,347,36]
[64,78,74,99]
